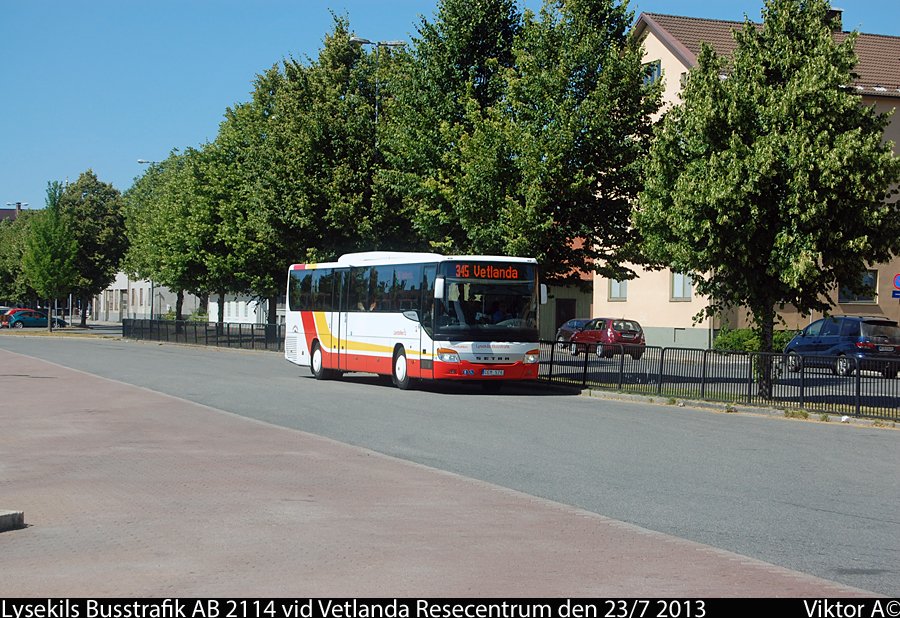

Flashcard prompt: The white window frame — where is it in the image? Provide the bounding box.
[671,272,692,301]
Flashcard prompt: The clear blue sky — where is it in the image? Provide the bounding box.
[2,1,898,212]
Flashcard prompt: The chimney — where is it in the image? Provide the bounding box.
[826,7,843,32]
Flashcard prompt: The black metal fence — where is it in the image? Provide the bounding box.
[123,319,284,352]
[119,321,897,420]
[538,341,900,421]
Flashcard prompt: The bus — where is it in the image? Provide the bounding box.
[284,251,547,389]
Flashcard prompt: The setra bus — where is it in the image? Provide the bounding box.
[284,251,547,389]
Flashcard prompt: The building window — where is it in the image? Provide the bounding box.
[244,302,249,318]
[609,279,627,301]
[139,288,143,307]
[643,60,662,86]
[131,289,135,307]
[671,272,692,301]
[839,270,877,303]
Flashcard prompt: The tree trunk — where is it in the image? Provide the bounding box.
[266,295,279,343]
[175,290,184,334]
[217,291,225,334]
[47,299,53,333]
[756,305,776,399]
[79,294,89,327]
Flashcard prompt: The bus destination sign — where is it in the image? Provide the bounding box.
[454,263,528,280]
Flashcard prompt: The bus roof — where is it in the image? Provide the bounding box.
[289,251,537,271]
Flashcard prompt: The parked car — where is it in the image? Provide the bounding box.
[6,309,67,329]
[568,317,646,359]
[555,318,592,347]
[1,307,30,328]
[783,315,900,378]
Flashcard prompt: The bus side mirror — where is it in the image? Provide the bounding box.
[434,276,445,300]
[540,284,548,305]
[402,310,420,322]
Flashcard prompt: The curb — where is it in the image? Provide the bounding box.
[0,510,25,532]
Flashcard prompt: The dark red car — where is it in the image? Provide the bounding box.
[568,317,646,359]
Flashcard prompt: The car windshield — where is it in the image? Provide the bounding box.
[861,321,900,343]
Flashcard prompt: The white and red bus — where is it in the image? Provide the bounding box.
[284,251,547,389]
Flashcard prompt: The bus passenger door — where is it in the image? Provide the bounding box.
[335,268,350,373]
[418,264,437,380]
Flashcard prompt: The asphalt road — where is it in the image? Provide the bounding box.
[2,334,898,596]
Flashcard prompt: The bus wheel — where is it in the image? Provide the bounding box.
[392,349,411,390]
[310,342,330,380]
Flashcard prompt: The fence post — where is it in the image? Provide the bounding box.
[747,353,754,404]
[700,349,708,400]
[548,340,556,383]
[656,348,665,395]
[582,346,589,388]
[855,358,862,417]
[798,356,805,409]
[617,346,625,390]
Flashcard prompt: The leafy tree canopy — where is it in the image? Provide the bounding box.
[634,0,900,353]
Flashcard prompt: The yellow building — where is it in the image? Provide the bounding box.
[592,10,900,348]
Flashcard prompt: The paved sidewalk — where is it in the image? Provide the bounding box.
[0,349,876,597]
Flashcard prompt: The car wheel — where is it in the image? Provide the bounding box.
[569,342,580,356]
[786,352,802,372]
[881,366,897,379]
[392,348,411,390]
[835,355,854,377]
[13,321,23,329]
[556,336,567,351]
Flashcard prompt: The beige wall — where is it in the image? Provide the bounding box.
[641,31,689,117]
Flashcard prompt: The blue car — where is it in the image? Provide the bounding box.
[7,309,67,329]
[784,316,900,378]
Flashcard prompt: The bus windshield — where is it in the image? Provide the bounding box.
[434,261,539,341]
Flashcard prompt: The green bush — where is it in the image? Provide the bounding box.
[713,327,797,352]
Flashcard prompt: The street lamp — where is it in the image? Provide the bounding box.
[136,159,159,321]
[349,36,406,127]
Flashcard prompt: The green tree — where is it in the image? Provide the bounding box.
[21,182,79,332]
[498,0,660,283]
[59,171,127,326]
[384,0,659,285]
[0,213,38,303]
[382,0,522,253]
[634,0,900,393]
[125,150,215,322]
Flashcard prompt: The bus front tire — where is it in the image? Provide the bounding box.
[310,342,331,380]
[392,349,411,390]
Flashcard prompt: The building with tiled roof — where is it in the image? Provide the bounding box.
[592,9,900,349]
[0,202,24,222]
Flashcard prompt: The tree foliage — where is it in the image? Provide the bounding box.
[58,171,127,325]
[634,0,900,356]
[21,182,79,330]
[384,0,659,284]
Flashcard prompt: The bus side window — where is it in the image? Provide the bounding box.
[421,264,436,332]
[290,271,313,311]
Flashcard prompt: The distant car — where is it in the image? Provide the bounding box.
[568,317,646,359]
[6,310,67,329]
[555,318,592,347]
[1,307,30,328]
[784,315,900,378]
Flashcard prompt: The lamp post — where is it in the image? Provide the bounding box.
[137,159,159,321]
[349,36,406,128]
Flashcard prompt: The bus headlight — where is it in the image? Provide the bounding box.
[524,349,540,364]
[437,348,460,363]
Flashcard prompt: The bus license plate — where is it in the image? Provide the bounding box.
[483,369,504,376]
